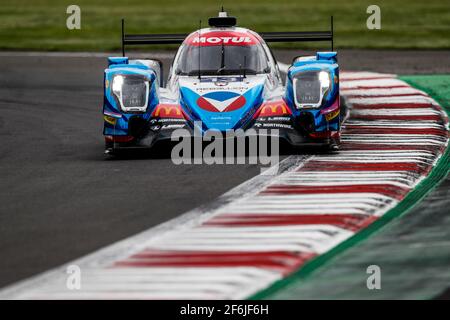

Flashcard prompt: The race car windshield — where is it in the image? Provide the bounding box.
[175,44,270,76]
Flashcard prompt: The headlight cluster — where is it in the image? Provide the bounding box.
[293,70,331,109]
[112,75,150,112]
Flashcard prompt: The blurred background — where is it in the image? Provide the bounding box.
[0,0,449,51]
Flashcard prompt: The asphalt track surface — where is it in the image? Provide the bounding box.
[1,49,450,289]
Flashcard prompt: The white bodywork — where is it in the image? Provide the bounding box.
[161,27,285,106]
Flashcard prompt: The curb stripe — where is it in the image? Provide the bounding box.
[115,251,315,274]
[205,214,378,231]
[350,114,443,121]
[262,184,410,200]
[351,102,436,109]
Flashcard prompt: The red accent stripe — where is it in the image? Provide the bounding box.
[197,96,219,112]
[224,95,246,112]
[343,127,447,136]
[340,143,444,154]
[340,76,395,81]
[261,183,411,200]
[105,135,134,143]
[204,214,378,232]
[299,161,426,174]
[351,102,434,109]
[351,114,442,121]
[309,131,340,139]
[341,85,410,90]
[345,93,428,99]
[152,104,187,119]
[115,250,315,275]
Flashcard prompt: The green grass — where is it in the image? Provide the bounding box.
[0,0,449,51]
[400,75,450,109]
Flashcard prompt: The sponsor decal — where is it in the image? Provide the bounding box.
[161,124,185,130]
[254,122,293,129]
[194,83,249,93]
[197,91,246,113]
[103,115,117,125]
[258,116,291,122]
[153,118,186,124]
[193,36,252,44]
[186,31,259,47]
[256,101,292,117]
[325,109,340,121]
[152,104,185,119]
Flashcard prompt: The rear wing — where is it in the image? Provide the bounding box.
[120,16,334,56]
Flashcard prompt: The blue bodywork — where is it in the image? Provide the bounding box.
[179,85,264,132]
[284,52,340,133]
[102,51,341,150]
[103,57,159,136]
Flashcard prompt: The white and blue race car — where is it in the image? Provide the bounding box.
[102,11,341,154]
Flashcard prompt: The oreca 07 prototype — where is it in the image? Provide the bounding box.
[103,11,341,154]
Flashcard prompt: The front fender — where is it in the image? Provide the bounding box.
[102,58,159,136]
[284,52,340,134]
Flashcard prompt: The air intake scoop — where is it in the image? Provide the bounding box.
[208,10,237,28]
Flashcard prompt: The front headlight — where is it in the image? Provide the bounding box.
[293,70,331,109]
[112,75,150,112]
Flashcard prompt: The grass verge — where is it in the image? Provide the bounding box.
[1,0,449,51]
